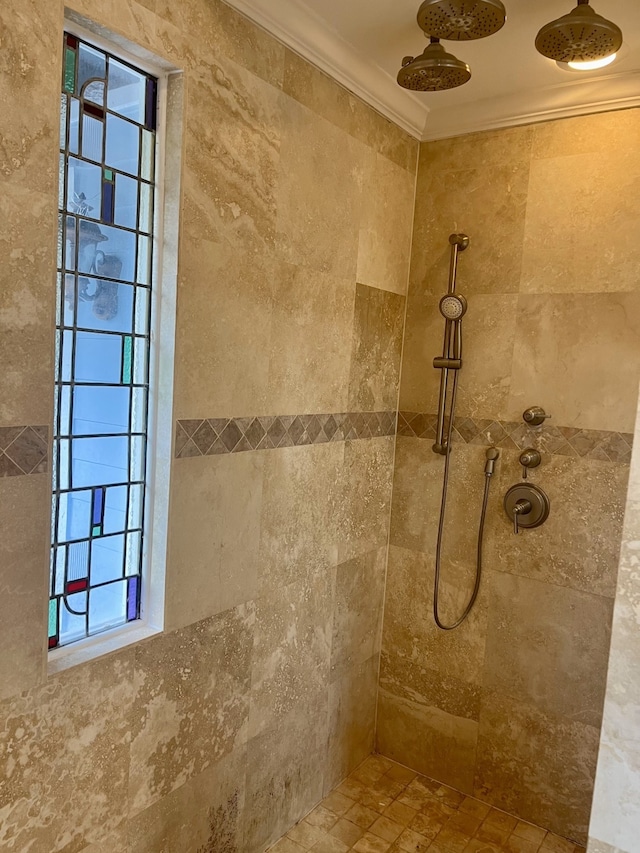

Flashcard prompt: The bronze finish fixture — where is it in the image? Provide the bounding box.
[504,483,551,535]
[535,0,623,63]
[519,447,541,479]
[523,406,551,427]
[397,38,471,91]
[433,233,469,455]
[430,233,499,631]
[417,0,507,41]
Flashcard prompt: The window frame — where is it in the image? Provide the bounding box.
[48,17,180,672]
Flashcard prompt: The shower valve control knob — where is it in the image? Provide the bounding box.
[504,483,550,536]
[523,406,551,427]
[519,447,541,479]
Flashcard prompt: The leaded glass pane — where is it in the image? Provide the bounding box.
[51,34,157,650]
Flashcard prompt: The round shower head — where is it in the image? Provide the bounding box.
[440,294,467,320]
[397,39,471,92]
[417,0,506,41]
[535,1,622,63]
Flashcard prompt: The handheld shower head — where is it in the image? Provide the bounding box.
[440,294,467,321]
[417,0,507,41]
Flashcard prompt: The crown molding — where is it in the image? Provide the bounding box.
[422,69,640,140]
[222,0,640,143]
[222,0,428,138]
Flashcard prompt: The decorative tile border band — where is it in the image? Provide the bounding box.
[0,426,50,478]
[398,412,634,464]
[175,412,397,458]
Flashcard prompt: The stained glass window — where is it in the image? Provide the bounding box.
[50,33,158,649]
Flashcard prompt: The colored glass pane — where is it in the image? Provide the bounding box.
[127,576,139,620]
[64,47,76,94]
[52,34,157,649]
[48,598,58,638]
[122,336,132,384]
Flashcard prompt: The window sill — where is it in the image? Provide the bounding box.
[48,621,161,675]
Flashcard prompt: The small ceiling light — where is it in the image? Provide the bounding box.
[565,53,618,70]
[535,0,622,64]
[397,37,471,91]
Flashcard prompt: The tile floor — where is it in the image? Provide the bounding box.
[268,754,587,853]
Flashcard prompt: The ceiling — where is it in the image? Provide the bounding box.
[222,0,640,140]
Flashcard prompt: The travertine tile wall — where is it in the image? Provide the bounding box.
[588,392,640,853]
[377,111,640,846]
[0,1,417,851]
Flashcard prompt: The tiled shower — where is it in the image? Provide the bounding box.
[1,1,639,852]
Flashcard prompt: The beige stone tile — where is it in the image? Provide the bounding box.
[326,657,379,794]
[129,603,253,815]
[379,647,481,724]
[370,816,404,842]
[349,284,405,412]
[0,185,56,424]
[249,571,331,738]
[0,0,59,196]
[396,827,432,852]
[474,689,599,845]
[323,791,357,817]
[353,832,393,852]
[428,823,469,853]
[540,834,576,853]
[166,452,263,631]
[331,549,386,682]
[463,840,503,853]
[259,442,342,593]
[411,127,532,298]
[337,436,395,562]
[532,109,640,160]
[346,802,382,829]
[399,292,517,417]
[287,820,328,849]
[485,451,628,598]
[513,819,547,844]
[381,543,488,687]
[0,475,48,701]
[77,826,129,853]
[306,806,340,832]
[522,148,640,294]
[409,809,448,841]
[484,572,613,728]
[357,154,415,295]
[128,748,246,853]
[311,834,350,853]
[244,699,328,852]
[385,764,417,784]
[185,53,282,256]
[330,818,366,846]
[270,838,307,853]
[508,292,640,433]
[267,264,354,415]
[383,801,419,827]
[172,233,275,419]
[275,99,363,279]
[502,834,541,853]
[282,50,418,174]
[459,798,491,820]
[377,688,478,795]
[0,650,134,852]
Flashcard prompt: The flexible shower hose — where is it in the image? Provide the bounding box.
[433,370,493,631]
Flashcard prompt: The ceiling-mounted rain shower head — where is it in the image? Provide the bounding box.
[397,38,471,91]
[535,0,622,63]
[417,0,506,41]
